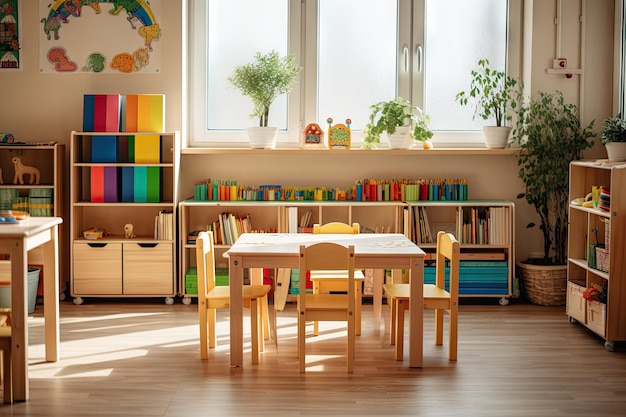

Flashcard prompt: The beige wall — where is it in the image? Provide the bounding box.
[0,0,617,263]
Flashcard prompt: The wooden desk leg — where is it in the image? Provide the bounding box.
[356,282,362,336]
[372,269,384,322]
[43,227,60,362]
[229,255,244,368]
[389,296,396,345]
[10,238,28,402]
[251,298,259,365]
[408,257,424,368]
[395,299,405,361]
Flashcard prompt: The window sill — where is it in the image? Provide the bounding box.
[181,147,519,156]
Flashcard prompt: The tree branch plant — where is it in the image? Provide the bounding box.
[456,59,522,127]
[514,91,595,265]
[362,97,433,149]
[228,50,301,127]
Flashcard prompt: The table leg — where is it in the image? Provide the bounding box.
[408,256,424,368]
[43,225,60,362]
[10,238,28,401]
[229,254,244,368]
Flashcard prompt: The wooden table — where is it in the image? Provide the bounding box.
[0,217,62,401]
[227,233,425,368]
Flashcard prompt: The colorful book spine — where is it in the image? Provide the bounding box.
[91,135,118,163]
[93,95,107,132]
[134,134,161,163]
[146,167,161,202]
[133,166,148,203]
[122,94,139,132]
[83,94,95,132]
[103,166,118,202]
[121,167,134,202]
[90,166,105,203]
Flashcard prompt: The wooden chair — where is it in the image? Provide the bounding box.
[0,308,12,404]
[383,231,460,361]
[195,231,271,364]
[310,222,365,335]
[297,242,356,372]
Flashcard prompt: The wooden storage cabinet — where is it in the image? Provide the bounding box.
[70,132,180,304]
[567,161,626,350]
[178,200,404,302]
[406,200,515,304]
[0,143,67,297]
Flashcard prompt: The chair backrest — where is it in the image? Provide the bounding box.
[298,242,356,310]
[313,222,360,234]
[435,231,460,299]
[195,231,216,302]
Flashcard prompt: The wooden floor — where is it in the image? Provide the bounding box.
[2,297,625,416]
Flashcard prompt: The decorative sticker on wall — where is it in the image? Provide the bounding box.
[0,0,21,70]
[38,0,161,74]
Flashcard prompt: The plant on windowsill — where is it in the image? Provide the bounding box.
[601,115,626,162]
[228,50,302,149]
[512,90,595,306]
[362,97,433,150]
[455,58,523,149]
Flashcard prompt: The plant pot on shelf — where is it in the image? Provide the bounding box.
[605,142,626,162]
[246,127,278,149]
[386,126,411,149]
[516,262,567,306]
[482,126,512,149]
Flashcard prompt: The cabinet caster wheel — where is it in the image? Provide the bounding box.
[73,297,84,305]
[165,297,174,305]
[568,316,577,324]
[182,296,192,305]
[498,297,509,306]
[604,341,615,352]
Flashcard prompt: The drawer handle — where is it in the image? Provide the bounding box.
[87,243,108,248]
[137,243,159,248]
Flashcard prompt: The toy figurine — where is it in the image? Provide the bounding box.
[12,157,40,185]
[327,118,351,149]
[124,223,136,239]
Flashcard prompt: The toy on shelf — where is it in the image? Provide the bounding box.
[301,122,325,148]
[327,118,351,149]
[124,223,136,239]
[0,133,15,144]
[12,157,41,185]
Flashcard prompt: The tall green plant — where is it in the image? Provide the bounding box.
[514,91,595,265]
[456,59,522,127]
[228,50,301,127]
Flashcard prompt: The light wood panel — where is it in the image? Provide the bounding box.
[4,300,626,416]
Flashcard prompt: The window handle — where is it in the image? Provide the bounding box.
[403,44,409,73]
[416,44,423,73]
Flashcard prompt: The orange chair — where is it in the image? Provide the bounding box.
[195,231,271,364]
[310,222,365,335]
[298,242,356,372]
[0,308,12,403]
[383,231,460,361]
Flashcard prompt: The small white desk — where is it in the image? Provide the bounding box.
[227,233,425,368]
[0,217,62,401]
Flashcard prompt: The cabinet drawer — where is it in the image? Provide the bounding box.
[586,301,606,337]
[566,281,586,324]
[123,243,173,295]
[73,242,123,295]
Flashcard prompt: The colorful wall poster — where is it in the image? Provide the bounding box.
[39,0,162,74]
[0,0,21,70]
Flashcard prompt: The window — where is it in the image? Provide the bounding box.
[189,0,522,148]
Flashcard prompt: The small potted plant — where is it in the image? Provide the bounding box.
[455,59,522,149]
[362,97,433,149]
[601,115,626,162]
[512,90,595,305]
[228,50,301,148]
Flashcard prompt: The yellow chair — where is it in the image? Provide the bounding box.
[383,231,460,361]
[195,231,271,364]
[0,308,12,404]
[310,222,365,335]
[298,242,356,372]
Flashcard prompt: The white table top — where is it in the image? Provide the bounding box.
[0,216,63,238]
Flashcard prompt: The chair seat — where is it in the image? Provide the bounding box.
[205,285,271,309]
[303,293,349,311]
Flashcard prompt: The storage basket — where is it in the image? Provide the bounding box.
[517,262,567,306]
[596,247,610,273]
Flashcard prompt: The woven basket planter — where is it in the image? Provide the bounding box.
[516,262,567,306]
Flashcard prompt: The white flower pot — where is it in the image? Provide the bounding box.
[246,127,278,149]
[605,142,626,162]
[386,126,411,149]
[482,126,512,149]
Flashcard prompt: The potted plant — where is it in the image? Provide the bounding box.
[362,97,433,149]
[455,59,523,149]
[513,90,596,305]
[601,116,626,162]
[228,50,301,148]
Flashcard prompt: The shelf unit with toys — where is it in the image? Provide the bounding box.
[566,160,626,351]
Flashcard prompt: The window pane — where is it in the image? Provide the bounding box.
[207,0,289,130]
[424,0,507,131]
[318,0,397,131]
